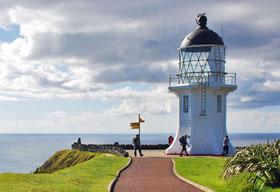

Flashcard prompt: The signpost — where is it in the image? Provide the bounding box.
[130,122,140,129]
[130,114,145,138]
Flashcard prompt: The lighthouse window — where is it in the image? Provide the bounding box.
[217,95,222,112]
[183,95,189,113]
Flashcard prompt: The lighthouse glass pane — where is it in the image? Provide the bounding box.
[183,95,189,113]
[217,95,222,112]
[178,46,211,85]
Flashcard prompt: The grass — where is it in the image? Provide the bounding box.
[0,150,129,192]
[34,150,96,173]
[174,157,280,192]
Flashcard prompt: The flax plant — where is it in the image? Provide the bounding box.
[223,140,280,190]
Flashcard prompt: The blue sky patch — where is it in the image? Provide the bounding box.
[0,24,20,43]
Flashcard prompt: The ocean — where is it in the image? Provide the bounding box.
[0,133,280,173]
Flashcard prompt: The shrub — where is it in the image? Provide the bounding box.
[223,140,280,190]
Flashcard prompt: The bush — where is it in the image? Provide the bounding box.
[223,140,280,190]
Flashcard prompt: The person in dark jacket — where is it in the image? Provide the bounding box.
[77,137,81,145]
[133,134,143,157]
[179,135,190,156]
[223,135,229,156]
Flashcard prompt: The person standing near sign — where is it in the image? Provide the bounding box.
[133,134,143,157]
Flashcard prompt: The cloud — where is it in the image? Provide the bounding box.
[0,108,178,133]
[228,108,280,133]
[1,104,280,134]
[227,56,280,108]
[106,84,176,115]
[0,0,279,111]
[93,60,176,83]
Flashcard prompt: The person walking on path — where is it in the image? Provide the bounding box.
[179,135,190,156]
[223,135,229,156]
[133,134,143,157]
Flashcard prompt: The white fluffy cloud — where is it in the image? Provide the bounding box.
[228,108,280,133]
[0,109,178,133]
[106,85,176,114]
[1,105,279,134]
[0,1,278,107]
[0,1,279,133]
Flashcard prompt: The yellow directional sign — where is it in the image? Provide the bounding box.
[130,122,140,129]
[130,114,145,130]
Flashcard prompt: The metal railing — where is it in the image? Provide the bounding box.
[169,71,236,87]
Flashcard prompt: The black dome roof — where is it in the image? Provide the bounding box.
[180,14,224,49]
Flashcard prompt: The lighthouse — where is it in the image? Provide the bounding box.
[166,14,237,155]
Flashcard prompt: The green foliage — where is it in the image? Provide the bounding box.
[223,140,280,190]
[34,150,96,173]
[175,157,280,192]
[0,152,129,192]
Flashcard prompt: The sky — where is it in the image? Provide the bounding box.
[0,0,279,134]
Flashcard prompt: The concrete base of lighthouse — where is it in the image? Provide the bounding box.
[165,85,237,155]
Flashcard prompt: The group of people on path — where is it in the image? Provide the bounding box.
[177,134,230,156]
[132,134,230,157]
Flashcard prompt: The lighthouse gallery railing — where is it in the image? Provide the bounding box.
[169,72,236,87]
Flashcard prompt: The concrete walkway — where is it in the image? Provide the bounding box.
[113,157,202,192]
[126,150,175,158]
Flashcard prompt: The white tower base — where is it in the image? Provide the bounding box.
[165,85,236,155]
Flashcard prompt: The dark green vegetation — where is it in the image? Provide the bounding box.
[0,150,129,192]
[175,157,280,192]
[223,140,280,191]
[34,150,95,173]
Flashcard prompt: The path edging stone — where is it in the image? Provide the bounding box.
[107,157,132,192]
[171,159,214,192]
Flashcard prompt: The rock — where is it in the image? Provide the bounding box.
[71,143,129,157]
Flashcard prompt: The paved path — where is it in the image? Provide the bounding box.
[113,157,202,192]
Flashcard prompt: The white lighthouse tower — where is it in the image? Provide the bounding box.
[166,14,237,155]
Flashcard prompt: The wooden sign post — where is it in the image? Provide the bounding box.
[130,113,145,139]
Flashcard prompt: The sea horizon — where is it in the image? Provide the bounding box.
[1,133,280,173]
[1,132,280,134]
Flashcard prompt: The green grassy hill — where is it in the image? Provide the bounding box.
[34,150,96,173]
[0,150,129,192]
